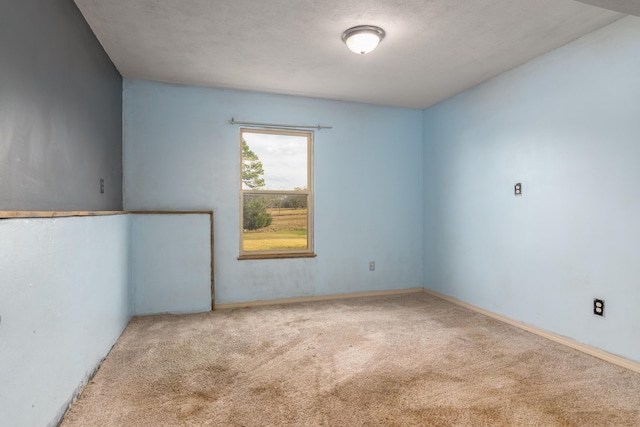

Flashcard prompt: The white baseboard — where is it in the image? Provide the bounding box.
[423,288,640,375]
[215,287,424,310]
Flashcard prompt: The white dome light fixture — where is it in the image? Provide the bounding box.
[342,25,385,55]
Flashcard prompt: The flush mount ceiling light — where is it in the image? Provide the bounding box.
[342,25,385,55]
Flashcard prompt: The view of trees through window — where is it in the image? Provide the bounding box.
[240,129,312,255]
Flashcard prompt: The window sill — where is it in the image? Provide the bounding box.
[238,253,317,260]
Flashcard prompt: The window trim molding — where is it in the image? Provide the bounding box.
[238,128,314,259]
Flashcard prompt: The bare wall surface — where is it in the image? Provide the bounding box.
[0,215,131,427]
[123,82,424,304]
[423,17,640,363]
[131,213,213,315]
[0,0,122,210]
[0,211,214,426]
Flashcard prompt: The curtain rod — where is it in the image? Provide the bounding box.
[229,117,332,130]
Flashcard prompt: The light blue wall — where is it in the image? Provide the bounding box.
[0,212,213,426]
[0,215,131,427]
[424,16,640,363]
[131,213,212,315]
[2,14,638,427]
[123,81,424,304]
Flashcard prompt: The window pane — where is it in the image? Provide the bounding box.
[242,194,308,251]
[242,132,308,191]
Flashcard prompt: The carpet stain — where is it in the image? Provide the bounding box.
[61,294,640,427]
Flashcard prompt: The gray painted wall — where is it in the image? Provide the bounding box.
[0,0,122,210]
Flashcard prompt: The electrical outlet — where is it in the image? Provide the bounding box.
[100,178,105,194]
[369,261,375,271]
[594,299,604,316]
[514,183,522,195]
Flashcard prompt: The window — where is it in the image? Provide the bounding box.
[239,128,314,259]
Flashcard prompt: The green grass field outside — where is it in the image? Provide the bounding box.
[243,208,308,251]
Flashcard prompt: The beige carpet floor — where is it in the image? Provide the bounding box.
[61,293,640,426]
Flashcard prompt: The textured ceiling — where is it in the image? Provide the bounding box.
[74,0,628,109]
[575,0,640,16]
